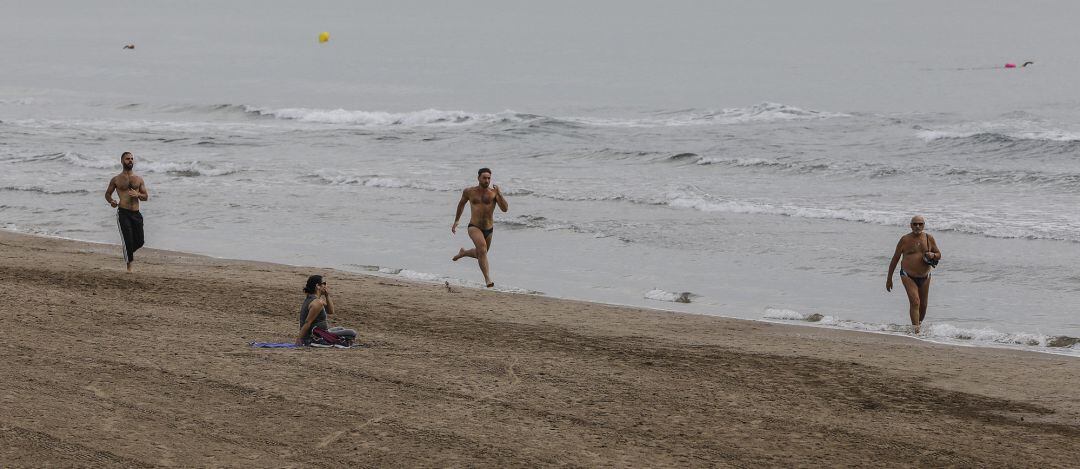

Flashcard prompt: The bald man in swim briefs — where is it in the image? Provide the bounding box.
[886,215,942,334]
[451,167,508,288]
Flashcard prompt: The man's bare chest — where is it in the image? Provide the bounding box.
[468,190,494,206]
[901,236,926,255]
[116,175,142,190]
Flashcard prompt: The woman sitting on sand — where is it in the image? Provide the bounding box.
[296,275,357,346]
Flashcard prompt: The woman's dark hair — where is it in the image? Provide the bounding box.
[303,275,323,294]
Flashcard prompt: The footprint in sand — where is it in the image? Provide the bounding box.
[83,383,108,398]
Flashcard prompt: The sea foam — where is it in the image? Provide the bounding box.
[0,185,90,195]
[244,106,528,126]
[661,188,1080,243]
[917,120,1080,143]
[239,102,843,129]
[567,102,847,127]
[763,308,1080,355]
[645,289,696,303]
[48,152,240,176]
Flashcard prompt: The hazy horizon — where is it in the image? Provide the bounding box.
[3,1,1079,114]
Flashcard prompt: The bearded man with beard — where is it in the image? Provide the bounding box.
[451,167,508,288]
[105,151,150,273]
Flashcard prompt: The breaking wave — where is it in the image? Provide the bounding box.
[499,214,631,242]
[942,167,1080,191]
[695,156,791,168]
[304,170,458,192]
[644,289,696,303]
[763,308,1080,355]
[566,102,848,127]
[139,160,241,177]
[242,105,533,126]
[348,264,542,294]
[0,185,90,195]
[299,169,1080,242]
[693,155,1080,191]
[915,120,1080,157]
[666,152,700,162]
[147,101,847,129]
[4,152,241,177]
[660,188,1080,242]
[3,117,271,135]
[0,97,38,106]
[918,129,1080,143]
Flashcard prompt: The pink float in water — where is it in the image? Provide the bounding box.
[1005,63,1017,68]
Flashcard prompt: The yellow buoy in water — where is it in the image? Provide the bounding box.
[318,32,330,43]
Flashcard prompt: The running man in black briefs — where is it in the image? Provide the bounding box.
[105,152,149,273]
[886,215,941,334]
[451,167,508,288]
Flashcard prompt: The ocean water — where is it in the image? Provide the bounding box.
[2,1,1079,355]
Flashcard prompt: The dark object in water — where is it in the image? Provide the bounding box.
[1022,61,1034,67]
[924,253,939,268]
[1047,335,1079,348]
[668,153,700,162]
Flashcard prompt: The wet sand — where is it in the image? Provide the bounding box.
[0,230,1077,467]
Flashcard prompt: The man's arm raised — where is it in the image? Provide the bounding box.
[452,189,468,233]
[321,287,335,316]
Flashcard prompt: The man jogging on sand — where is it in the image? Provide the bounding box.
[886,215,941,334]
[451,167,508,288]
[105,151,149,273]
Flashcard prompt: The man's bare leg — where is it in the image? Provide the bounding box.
[481,234,493,285]
[453,236,492,261]
[918,277,931,324]
[901,276,921,333]
[126,262,133,273]
[467,227,493,287]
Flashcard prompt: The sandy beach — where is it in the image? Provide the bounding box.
[0,229,1077,467]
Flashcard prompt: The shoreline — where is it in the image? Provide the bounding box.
[2,228,1079,466]
[5,226,1076,358]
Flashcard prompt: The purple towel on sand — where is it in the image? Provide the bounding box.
[250,342,299,348]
